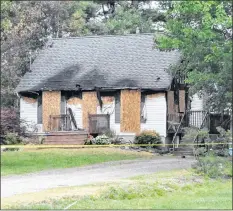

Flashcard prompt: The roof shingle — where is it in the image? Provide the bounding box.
[16,34,180,92]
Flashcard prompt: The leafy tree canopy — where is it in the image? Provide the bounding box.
[156,1,232,112]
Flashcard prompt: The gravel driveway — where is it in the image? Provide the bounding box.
[1,156,195,198]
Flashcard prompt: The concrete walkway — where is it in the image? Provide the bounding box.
[1,157,195,198]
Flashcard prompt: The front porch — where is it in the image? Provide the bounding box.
[167,110,209,134]
[167,110,231,154]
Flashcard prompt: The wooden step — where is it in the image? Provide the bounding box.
[43,131,88,145]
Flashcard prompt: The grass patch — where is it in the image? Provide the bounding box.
[1,148,153,176]
[3,170,232,209]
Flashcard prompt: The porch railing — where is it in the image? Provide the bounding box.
[167,110,209,132]
[89,114,110,134]
[49,114,72,131]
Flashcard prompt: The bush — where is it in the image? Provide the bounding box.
[0,108,27,137]
[211,127,232,157]
[4,133,22,145]
[182,127,210,143]
[92,135,111,145]
[134,130,161,148]
[192,152,232,178]
[84,135,94,145]
[103,129,116,138]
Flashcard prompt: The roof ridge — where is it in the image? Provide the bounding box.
[52,33,157,40]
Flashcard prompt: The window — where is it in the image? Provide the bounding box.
[141,93,147,123]
[37,95,42,124]
[115,92,120,123]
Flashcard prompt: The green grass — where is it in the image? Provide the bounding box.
[5,170,232,209]
[1,148,152,176]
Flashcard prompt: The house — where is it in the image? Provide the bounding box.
[16,33,207,146]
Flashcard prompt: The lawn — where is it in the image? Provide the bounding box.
[1,147,153,176]
[3,170,232,209]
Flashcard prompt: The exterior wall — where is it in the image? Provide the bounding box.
[190,93,204,111]
[82,91,98,130]
[66,97,83,129]
[189,93,204,128]
[20,97,38,132]
[120,90,141,133]
[141,93,167,137]
[22,90,168,136]
[42,91,61,131]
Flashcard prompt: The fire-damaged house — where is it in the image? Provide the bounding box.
[16,34,227,148]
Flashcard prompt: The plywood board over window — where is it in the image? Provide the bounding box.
[179,90,186,113]
[82,91,97,130]
[167,91,175,114]
[42,91,61,131]
[120,90,141,133]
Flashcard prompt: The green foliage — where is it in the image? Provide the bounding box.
[156,1,232,112]
[84,135,94,145]
[103,6,154,35]
[183,127,210,142]
[1,1,165,108]
[211,126,232,157]
[4,133,22,145]
[92,135,111,145]
[1,148,144,176]
[100,183,166,200]
[39,136,45,145]
[192,152,232,178]
[103,129,116,138]
[135,130,162,148]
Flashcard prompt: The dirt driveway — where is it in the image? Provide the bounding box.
[1,156,195,198]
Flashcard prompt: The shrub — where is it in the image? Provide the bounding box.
[182,127,210,143]
[84,135,94,145]
[192,152,232,178]
[211,127,232,157]
[0,108,27,137]
[134,130,161,148]
[103,129,116,138]
[4,133,22,145]
[92,135,111,145]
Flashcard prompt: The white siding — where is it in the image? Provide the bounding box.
[190,93,204,128]
[66,104,83,129]
[141,94,167,137]
[191,93,204,111]
[20,98,38,132]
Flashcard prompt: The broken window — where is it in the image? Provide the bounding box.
[141,93,147,123]
[115,92,120,123]
[37,94,42,124]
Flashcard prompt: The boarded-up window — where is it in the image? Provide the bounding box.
[179,90,185,112]
[37,95,42,124]
[167,91,175,114]
[141,93,146,123]
[115,92,120,123]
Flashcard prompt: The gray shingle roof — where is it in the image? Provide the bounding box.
[16,34,180,92]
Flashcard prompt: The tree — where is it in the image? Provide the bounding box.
[1,1,92,107]
[156,1,232,112]
[1,0,165,108]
